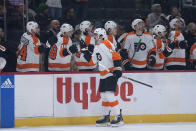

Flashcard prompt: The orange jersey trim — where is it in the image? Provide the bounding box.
[190,43,196,56]
[17,63,39,69]
[131,59,147,65]
[112,52,121,61]
[48,63,70,68]
[166,57,186,63]
[102,100,119,107]
[85,35,91,46]
[123,32,135,42]
[30,34,39,46]
[174,30,181,43]
[107,35,113,43]
[153,63,164,67]
[62,37,69,45]
[75,61,96,66]
[34,45,40,55]
[100,67,114,76]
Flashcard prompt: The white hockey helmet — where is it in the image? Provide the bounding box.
[0,57,6,71]
[131,19,144,30]
[26,21,39,33]
[94,28,107,40]
[80,21,91,32]
[60,23,73,34]
[104,21,117,31]
[153,25,166,35]
[169,18,185,29]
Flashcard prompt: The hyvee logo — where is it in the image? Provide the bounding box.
[56,77,134,109]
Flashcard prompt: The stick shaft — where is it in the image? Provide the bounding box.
[122,76,153,88]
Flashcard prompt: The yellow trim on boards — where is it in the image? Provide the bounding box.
[15,114,196,127]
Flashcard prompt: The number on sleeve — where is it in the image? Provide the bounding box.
[49,45,58,60]
[18,45,27,61]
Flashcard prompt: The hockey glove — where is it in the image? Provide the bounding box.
[69,44,78,54]
[169,41,178,49]
[179,40,189,49]
[119,49,131,71]
[113,69,122,80]
[148,55,156,66]
[62,49,69,57]
[88,44,94,53]
[79,39,87,49]
[120,49,128,60]
[82,50,92,62]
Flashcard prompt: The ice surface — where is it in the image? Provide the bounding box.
[1,122,196,131]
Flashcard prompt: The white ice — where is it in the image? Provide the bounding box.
[1,122,196,131]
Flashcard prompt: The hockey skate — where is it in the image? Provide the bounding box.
[110,110,124,127]
[96,115,110,127]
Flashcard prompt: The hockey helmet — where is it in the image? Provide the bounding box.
[104,21,117,31]
[60,23,73,34]
[131,19,144,30]
[94,28,107,40]
[26,21,39,33]
[79,21,91,32]
[153,25,166,35]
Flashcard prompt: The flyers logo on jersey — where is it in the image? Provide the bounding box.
[134,42,146,52]
[96,53,102,61]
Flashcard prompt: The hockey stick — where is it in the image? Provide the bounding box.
[98,63,153,88]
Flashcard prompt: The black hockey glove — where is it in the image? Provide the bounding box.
[82,50,92,62]
[119,49,128,60]
[179,40,188,49]
[88,44,94,53]
[163,45,173,57]
[69,44,78,54]
[113,69,122,80]
[148,55,156,66]
[62,49,69,57]
[119,49,131,71]
[79,39,87,49]
[169,41,178,50]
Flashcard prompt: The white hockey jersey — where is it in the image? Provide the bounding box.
[16,32,41,72]
[165,30,186,66]
[124,32,156,68]
[48,36,72,71]
[148,38,166,70]
[90,40,121,79]
[75,34,96,70]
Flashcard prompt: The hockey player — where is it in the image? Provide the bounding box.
[190,42,196,69]
[16,21,45,72]
[165,18,188,70]
[104,21,118,49]
[0,43,6,72]
[48,23,78,71]
[121,19,156,70]
[82,28,123,127]
[74,20,96,71]
[0,27,7,72]
[148,25,170,70]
